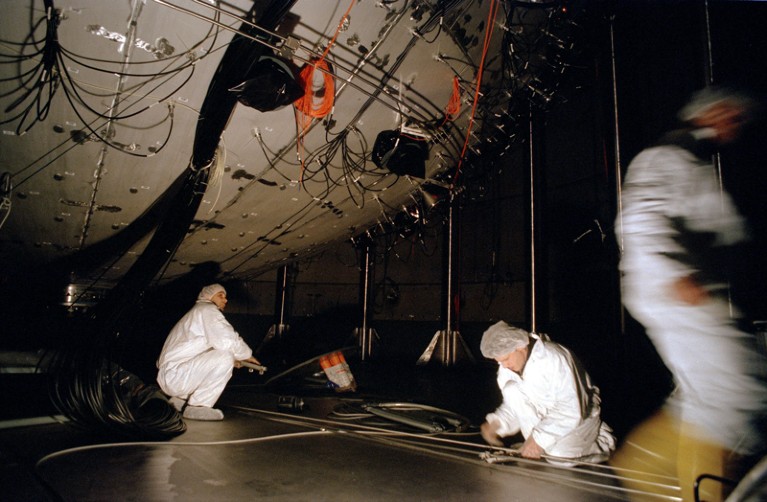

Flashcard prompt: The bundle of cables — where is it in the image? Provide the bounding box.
[294,58,335,126]
[45,348,186,440]
[1,0,60,135]
[293,0,354,184]
[328,400,471,434]
[294,57,335,185]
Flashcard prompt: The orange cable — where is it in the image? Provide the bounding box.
[444,76,462,122]
[318,0,355,62]
[295,59,335,121]
[294,0,355,185]
[453,0,499,186]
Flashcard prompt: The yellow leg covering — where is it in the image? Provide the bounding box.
[677,422,726,502]
[611,410,733,502]
[610,410,681,501]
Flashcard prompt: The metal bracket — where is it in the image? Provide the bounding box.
[279,36,300,59]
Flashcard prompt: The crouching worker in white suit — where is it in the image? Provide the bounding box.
[157,284,260,421]
[480,321,616,465]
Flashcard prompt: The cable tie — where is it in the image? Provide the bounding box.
[407,27,423,39]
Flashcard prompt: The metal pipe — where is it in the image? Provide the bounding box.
[79,0,145,249]
[528,109,536,333]
[700,0,737,319]
[275,265,289,329]
[359,240,374,360]
[444,192,457,365]
[703,0,715,86]
[608,14,626,335]
[610,15,624,256]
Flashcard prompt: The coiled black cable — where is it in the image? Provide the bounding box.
[45,348,186,440]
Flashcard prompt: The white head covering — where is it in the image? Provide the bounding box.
[480,321,530,359]
[198,283,226,302]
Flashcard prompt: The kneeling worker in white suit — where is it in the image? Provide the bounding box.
[480,321,616,464]
[157,284,260,421]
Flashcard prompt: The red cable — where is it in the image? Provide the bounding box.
[444,76,462,122]
[452,0,500,186]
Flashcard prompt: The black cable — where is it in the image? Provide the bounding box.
[45,349,186,440]
[3,0,222,185]
[328,400,471,434]
[1,2,59,135]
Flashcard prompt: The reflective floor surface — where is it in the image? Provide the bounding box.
[1,359,637,501]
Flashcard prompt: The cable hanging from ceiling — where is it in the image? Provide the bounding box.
[2,0,229,193]
[0,0,60,136]
[443,76,463,124]
[451,0,501,187]
[298,127,398,209]
[158,0,477,211]
[292,0,354,186]
[444,0,591,203]
[175,0,444,125]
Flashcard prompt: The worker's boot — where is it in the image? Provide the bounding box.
[183,405,224,421]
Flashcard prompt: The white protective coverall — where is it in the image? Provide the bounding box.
[486,333,616,462]
[157,299,253,408]
[617,138,767,454]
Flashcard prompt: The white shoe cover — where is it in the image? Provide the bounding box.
[183,405,224,421]
[168,396,186,412]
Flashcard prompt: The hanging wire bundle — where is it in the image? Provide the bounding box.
[1,0,60,135]
[300,127,398,208]
[2,0,220,170]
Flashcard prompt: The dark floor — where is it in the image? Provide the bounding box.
[2,322,762,501]
[0,349,643,502]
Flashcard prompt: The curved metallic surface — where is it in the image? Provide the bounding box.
[1,0,574,290]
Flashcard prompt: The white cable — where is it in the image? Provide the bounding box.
[0,197,11,230]
[234,404,682,499]
[0,172,13,229]
[206,143,226,213]
[35,429,330,467]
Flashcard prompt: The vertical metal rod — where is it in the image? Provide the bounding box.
[275,265,289,329]
[609,14,626,335]
[450,193,458,364]
[360,241,373,361]
[528,110,537,334]
[610,16,624,255]
[703,0,714,86]
[701,0,735,317]
[702,0,723,197]
[444,192,456,365]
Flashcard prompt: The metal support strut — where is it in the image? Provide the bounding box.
[257,263,295,355]
[355,236,378,360]
[418,191,474,366]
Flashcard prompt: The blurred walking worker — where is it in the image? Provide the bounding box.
[613,86,767,501]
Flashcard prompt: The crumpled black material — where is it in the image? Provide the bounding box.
[229,57,304,112]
